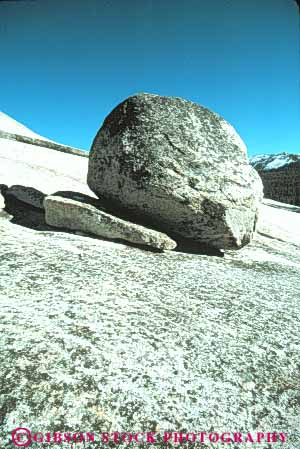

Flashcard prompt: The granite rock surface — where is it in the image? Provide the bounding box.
[44,195,177,251]
[1,197,300,449]
[0,118,299,449]
[6,185,46,210]
[88,93,263,250]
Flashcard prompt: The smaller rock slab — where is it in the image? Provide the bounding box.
[6,185,46,209]
[44,195,176,251]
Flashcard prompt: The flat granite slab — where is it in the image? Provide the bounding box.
[1,135,299,449]
[0,199,299,448]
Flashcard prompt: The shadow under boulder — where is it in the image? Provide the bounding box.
[3,187,50,230]
[49,192,224,255]
[6,185,46,209]
[2,185,224,255]
[52,190,103,208]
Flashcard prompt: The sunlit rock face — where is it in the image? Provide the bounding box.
[44,195,177,251]
[88,93,263,250]
[251,153,300,206]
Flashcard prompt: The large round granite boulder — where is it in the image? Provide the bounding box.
[87,93,263,249]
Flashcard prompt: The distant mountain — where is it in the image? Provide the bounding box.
[250,153,300,206]
[250,153,300,172]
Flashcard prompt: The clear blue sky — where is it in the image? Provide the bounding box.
[0,0,299,155]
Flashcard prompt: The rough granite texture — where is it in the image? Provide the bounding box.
[0,200,300,449]
[0,122,299,449]
[6,185,46,210]
[88,93,263,250]
[44,195,177,251]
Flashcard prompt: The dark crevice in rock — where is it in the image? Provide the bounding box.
[3,193,50,230]
[163,133,186,155]
[52,190,106,209]
[174,237,224,257]
[81,194,225,255]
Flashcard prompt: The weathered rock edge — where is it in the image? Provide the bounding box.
[6,185,46,209]
[0,130,88,158]
[44,195,177,251]
[87,93,263,250]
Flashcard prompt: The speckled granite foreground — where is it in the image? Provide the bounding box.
[0,203,300,448]
[0,135,300,449]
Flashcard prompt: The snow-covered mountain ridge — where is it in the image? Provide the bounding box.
[250,152,300,171]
